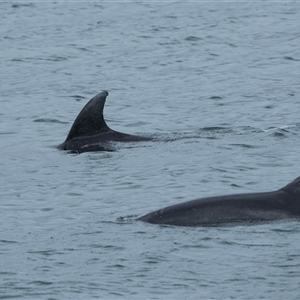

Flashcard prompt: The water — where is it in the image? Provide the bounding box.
[1,1,300,299]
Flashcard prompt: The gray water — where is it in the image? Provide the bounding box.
[1,1,300,299]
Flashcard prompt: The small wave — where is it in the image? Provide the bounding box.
[48,56,68,61]
[264,125,300,138]
[0,131,17,135]
[264,125,298,132]
[0,239,17,244]
[284,56,300,61]
[33,118,68,124]
[270,131,288,138]
[117,215,138,224]
[28,281,53,286]
[23,56,68,62]
[185,36,202,41]
[199,126,231,132]
[229,143,260,149]
[209,96,223,100]
[12,3,35,8]
[70,95,86,101]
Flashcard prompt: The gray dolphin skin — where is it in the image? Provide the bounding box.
[137,177,300,226]
[58,91,151,153]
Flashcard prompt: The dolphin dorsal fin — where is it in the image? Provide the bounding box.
[281,176,300,193]
[66,91,110,140]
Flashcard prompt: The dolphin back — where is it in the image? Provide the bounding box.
[138,176,300,226]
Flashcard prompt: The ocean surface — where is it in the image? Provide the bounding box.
[1,1,300,299]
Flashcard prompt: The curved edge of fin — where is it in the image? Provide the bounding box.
[65,91,110,141]
[281,176,300,193]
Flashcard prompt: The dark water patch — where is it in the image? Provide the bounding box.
[89,244,125,251]
[199,136,217,140]
[0,293,24,299]
[25,56,68,62]
[197,126,237,139]
[231,165,258,172]
[76,47,91,52]
[94,4,104,9]
[68,43,98,51]
[46,56,68,61]
[28,281,53,286]
[216,102,228,107]
[220,239,273,247]
[165,15,177,19]
[107,264,125,269]
[27,250,64,257]
[44,56,68,62]
[273,263,300,269]
[284,56,300,61]
[0,240,17,244]
[71,230,104,236]
[66,192,83,197]
[234,126,265,135]
[0,131,17,135]
[185,36,202,41]
[268,129,289,138]
[230,183,241,188]
[151,26,168,33]
[40,208,54,212]
[210,166,229,173]
[227,43,237,47]
[271,221,300,233]
[136,66,148,70]
[0,272,17,276]
[138,35,153,39]
[219,239,238,246]
[209,96,223,100]
[4,36,15,40]
[230,143,260,149]
[86,258,101,265]
[286,254,300,260]
[12,3,35,8]
[33,118,68,124]
[142,253,168,265]
[181,243,211,249]
[199,126,231,132]
[69,94,86,101]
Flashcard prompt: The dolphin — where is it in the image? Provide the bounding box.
[137,176,300,226]
[58,91,152,153]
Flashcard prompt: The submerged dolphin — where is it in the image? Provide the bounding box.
[58,91,151,153]
[137,176,300,226]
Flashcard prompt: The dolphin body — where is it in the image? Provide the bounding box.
[137,177,300,226]
[58,91,152,153]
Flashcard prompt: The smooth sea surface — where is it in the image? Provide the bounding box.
[1,1,300,299]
